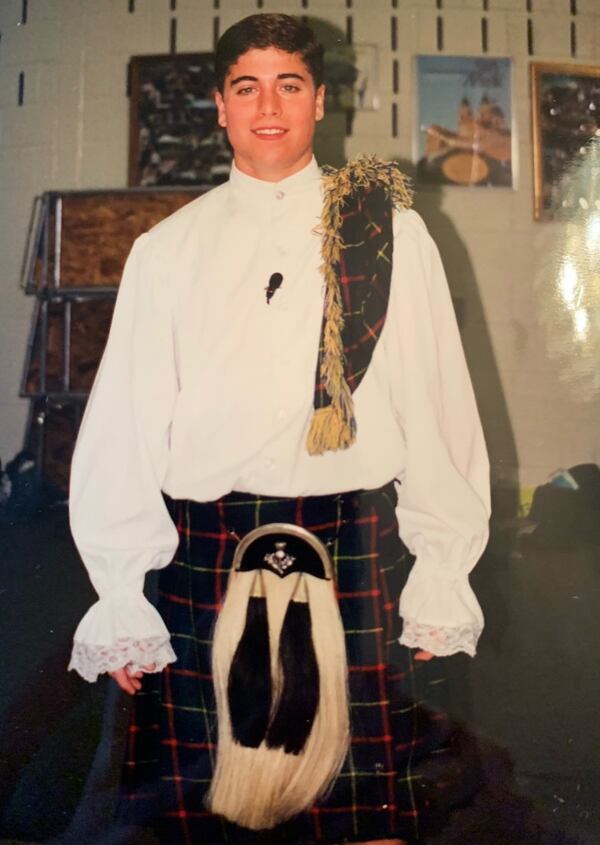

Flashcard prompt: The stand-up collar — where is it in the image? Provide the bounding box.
[228,156,321,199]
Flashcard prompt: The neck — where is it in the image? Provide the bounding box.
[232,151,314,183]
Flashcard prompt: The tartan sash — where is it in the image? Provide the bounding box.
[306,155,413,456]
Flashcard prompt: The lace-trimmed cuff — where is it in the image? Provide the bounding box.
[68,635,177,683]
[400,619,480,657]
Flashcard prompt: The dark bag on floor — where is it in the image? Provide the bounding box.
[0,450,43,524]
[529,463,600,549]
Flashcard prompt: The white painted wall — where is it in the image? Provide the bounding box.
[1,0,599,499]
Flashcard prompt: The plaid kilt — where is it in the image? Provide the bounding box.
[118,483,452,844]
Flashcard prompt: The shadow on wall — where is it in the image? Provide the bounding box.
[310,17,357,169]
[400,162,520,524]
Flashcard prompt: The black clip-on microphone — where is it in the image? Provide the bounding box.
[265,272,284,304]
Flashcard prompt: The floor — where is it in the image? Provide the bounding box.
[0,508,598,845]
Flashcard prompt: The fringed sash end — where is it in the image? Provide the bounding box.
[306,406,356,456]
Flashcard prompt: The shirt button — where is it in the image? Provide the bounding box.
[275,190,285,200]
[276,409,287,421]
[264,458,275,470]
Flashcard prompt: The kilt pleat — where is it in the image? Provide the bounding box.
[117,483,451,844]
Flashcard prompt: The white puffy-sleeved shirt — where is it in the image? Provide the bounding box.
[68,158,490,683]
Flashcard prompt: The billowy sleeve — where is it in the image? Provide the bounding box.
[386,209,490,658]
[68,233,180,682]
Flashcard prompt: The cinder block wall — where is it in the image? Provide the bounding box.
[1,0,599,501]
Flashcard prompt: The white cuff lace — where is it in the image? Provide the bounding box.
[68,635,177,683]
[400,619,480,657]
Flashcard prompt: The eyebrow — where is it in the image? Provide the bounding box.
[229,72,306,86]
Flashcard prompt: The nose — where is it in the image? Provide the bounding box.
[258,87,282,117]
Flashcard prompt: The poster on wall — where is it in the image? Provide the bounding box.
[531,61,600,221]
[128,53,232,187]
[415,55,513,188]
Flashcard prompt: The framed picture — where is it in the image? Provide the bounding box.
[531,61,600,221]
[128,53,232,187]
[415,55,513,188]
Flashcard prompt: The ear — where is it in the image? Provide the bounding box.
[214,89,227,129]
[314,84,325,123]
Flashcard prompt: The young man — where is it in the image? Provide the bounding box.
[68,14,490,845]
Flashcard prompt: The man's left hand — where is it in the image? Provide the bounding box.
[414,650,435,661]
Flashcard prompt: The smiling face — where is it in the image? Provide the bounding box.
[214,47,325,183]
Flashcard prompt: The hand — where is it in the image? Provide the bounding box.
[414,650,435,661]
[109,663,156,695]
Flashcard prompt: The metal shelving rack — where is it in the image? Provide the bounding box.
[19,187,203,490]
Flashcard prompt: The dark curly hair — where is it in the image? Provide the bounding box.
[215,14,324,93]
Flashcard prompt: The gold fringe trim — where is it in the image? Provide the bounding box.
[306,406,355,456]
[307,155,413,456]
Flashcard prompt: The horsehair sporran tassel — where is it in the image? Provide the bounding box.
[208,529,350,831]
[227,570,272,748]
[271,571,349,821]
[266,574,319,755]
[208,569,297,831]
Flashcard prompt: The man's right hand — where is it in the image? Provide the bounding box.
[109,663,156,695]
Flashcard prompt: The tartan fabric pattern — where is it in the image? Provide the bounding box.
[118,485,452,844]
[313,184,394,413]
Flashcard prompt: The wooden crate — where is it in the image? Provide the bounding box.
[25,188,203,292]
